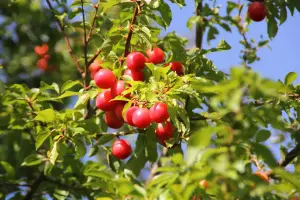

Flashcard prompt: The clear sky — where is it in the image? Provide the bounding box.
[164,0,300,83]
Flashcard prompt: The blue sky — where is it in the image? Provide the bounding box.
[164,0,300,83]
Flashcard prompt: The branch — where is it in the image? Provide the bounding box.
[185,0,203,110]
[45,0,83,74]
[120,2,140,66]
[96,130,137,137]
[23,174,45,200]
[81,0,89,89]
[87,48,102,67]
[266,143,300,177]
[146,147,168,186]
[87,3,99,43]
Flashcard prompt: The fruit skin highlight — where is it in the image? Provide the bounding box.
[248,1,266,22]
[112,139,132,159]
[132,108,152,128]
[149,102,169,123]
[126,52,146,71]
[94,69,116,89]
[95,89,118,111]
[146,47,165,64]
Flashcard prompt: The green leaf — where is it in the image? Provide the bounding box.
[74,138,86,159]
[0,161,15,178]
[36,131,51,150]
[98,134,115,145]
[145,125,158,162]
[255,129,271,142]
[284,72,297,85]
[61,80,81,93]
[50,141,59,165]
[21,154,45,166]
[56,91,79,99]
[252,143,277,167]
[34,108,56,123]
[273,168,300,190]
[156,0,172,28]
[186,16,201,30]
[74,93,90,109]
[216,40,231,51]
[55,13,67,25]
[267,17,278,39]
[102,0,120,13]
[68,7,82,20]
[125,134,147,176]
[279,6,287,24]
[84,170,112,180]
[108,154,121,173]
[88,145,99,157]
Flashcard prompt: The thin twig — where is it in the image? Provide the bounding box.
[45,0,83,74]
[120,2,140,66]
[96,130,137,137]
[87,3,99,43]
[87,48,102,67]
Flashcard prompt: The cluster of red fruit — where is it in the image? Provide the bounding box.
[91,47,184,160]
[247,1,266,22]
[34,44,51,71]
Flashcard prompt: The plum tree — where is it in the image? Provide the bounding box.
[0,0,300,199]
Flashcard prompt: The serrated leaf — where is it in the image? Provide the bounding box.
[74,93,90,109]
[61,80,81,93]
[50,141,59,165]
[36,131,51,150]
[284,72,297,85]
[34,108,56,123]
[21,154,44,166]
[56,91,79,99]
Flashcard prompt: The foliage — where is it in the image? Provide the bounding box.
[1,0,300,199]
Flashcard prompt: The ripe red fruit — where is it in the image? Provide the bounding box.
[248,2,266,22]
[37,58,48,71]
[34,44,49,56]
[89,60,102,79]
[168,61,184,76]
[146,47,165,64]
[149,102,169,123]
[94,69,116,89]
[155,121,173,142]
[125,106,140,126]
[123,69,144,82]
[114,103,125,120]
[104,111,124,129]
[112,139,132,159]
[43,54,51,60]
[132,108,152,128]
[111,80,130,98]
[126,52,146,71]
[95,89,118,111]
